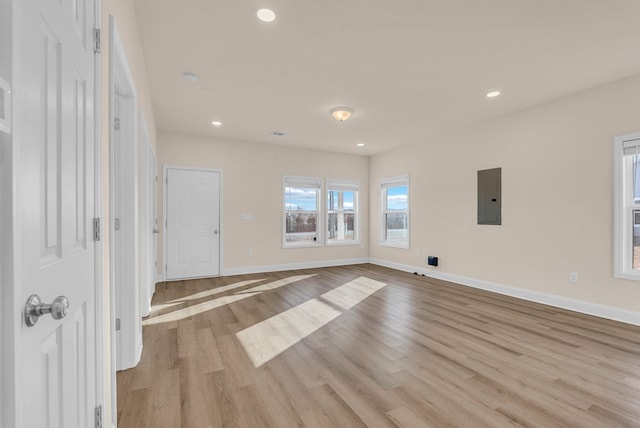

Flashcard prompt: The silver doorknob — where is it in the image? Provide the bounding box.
[24,295,69,327]
[213,230,219,235]
[153,228,160,234]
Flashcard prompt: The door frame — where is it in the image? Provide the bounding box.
[1,0,104,425]
[162,165,223,281]
[138,108,154,317]
[109,15,141,422]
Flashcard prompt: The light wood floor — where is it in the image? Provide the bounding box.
[117,264,640,427]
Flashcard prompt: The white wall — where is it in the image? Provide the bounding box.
[370,73,640,315]
[158,132,369,275]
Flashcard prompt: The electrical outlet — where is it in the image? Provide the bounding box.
[569,272,578,283]
[427,256,438,267]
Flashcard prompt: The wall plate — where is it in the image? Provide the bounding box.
[0,77,10,134]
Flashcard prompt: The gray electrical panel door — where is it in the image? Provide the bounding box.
[478,168,501,225]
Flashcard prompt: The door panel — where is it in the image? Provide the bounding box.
[166,168,220,280]
[15,0,96,426]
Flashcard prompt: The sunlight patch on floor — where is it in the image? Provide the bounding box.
[143,292,263,325]
[143,274,317,326]
[321,276,386,310]
[236,299,341,368]
[150,302,185,313]
[168,278,266,303]
[236,276,387,367]
[234,274,317,293]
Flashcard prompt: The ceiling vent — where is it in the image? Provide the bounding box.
[271,131,288,137]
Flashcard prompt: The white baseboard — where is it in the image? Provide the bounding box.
[221,258,369,277]
[369,258,640,327]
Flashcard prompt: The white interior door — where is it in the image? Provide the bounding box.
[14,0,97,426]
[166,168,220,280]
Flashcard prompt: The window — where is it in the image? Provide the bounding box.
[327,179,359,245]
[380,176,409,248]
[283,176,322,247]
[615,133,640,279]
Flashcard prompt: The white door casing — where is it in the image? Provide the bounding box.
[165,167,221,280]
[138,110,152,317]
[151,151,159,285]
[109,17,142,372]
[13,0,98,426]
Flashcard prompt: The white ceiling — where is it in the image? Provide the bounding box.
[133,0,640,155]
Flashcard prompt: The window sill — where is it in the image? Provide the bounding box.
[283,242,323,249]
[614,270,640,281]
[327,241,360,247]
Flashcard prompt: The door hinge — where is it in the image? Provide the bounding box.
[95,405,103,428]
[115,318,121,331]
[114,117,121,131]
[94,28,101,54]
[114,218,121,231]
[93,218,101,241]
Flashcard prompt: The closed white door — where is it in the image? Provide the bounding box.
[14,0,98,427]
[166,168,220,280]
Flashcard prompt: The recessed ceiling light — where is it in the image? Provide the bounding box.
[211,121,222,127]
[257,9,276,22]
[357,143,365,147]
[486,91,501,98]
[183,72,199,82]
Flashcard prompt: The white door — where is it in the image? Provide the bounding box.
[14,0,97,427]
[166,168,220,280]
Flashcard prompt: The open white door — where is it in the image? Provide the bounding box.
[12,0,99,426]
[165,167,221,280]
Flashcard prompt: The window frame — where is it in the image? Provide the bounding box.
[380,175,410,249]
[614,132,640,280]
[326,178,359,246]
[282,175,323,248]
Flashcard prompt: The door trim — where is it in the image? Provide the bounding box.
[109,14,141,421]
[93,1,105,426]
[162,165,223,281]
[138,107,153,317]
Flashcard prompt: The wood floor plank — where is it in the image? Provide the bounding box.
[118,264,640,427]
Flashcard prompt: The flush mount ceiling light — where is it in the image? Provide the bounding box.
[330,107,354,122]
[211,121,222,127]
[486,91,501,98]
[257,8,276,22]
[357,143,365,147]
